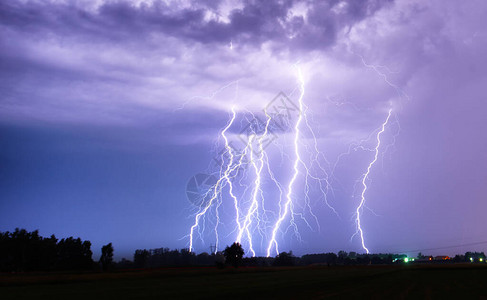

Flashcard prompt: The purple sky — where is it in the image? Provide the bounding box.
[1,0,486,259]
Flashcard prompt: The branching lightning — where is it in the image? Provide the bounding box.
[189,107,237,253]
[186,58,401,256]
[188,65,338,256]
[353,108,392,254]
[266,66,305,257]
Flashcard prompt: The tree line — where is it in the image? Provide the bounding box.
[0,229,113,272]
[126,246,403,268]
[1,229,485,271]
[128,243,486,269]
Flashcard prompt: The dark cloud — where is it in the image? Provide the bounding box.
[0,0,393,50]
[0,0,395,129]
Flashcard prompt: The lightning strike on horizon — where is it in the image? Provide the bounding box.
[222,107,243,240]
[188,64,377,257]
[187,64,338,256]
[188,107,237,253]
[236,111,272,256]
[189,104,276,255]
[353,108,392,254]
[240,135,259,256]
[323,53,406,254]
[266,65,305,257]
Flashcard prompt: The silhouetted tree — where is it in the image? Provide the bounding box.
[223,242,244,268]
[100,243,114,271]
[273,251,296,266]
[134,249,150,268]
[0,229,93,272]
[132,248,199,268]
[180,248,196,265]
[356,254,371,265]
[453,254,465,262]
[115,258,134,269]
[301,253,337,266]
[242,256,273,267]
[196,252,212,265]
[371,255,382,264]
[337,250,348,264]
[57,237,93,270]
[214,251,226,268]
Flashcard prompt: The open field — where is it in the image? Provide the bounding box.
[1,264,487,299]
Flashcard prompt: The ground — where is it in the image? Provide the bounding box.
[1,264,486,299]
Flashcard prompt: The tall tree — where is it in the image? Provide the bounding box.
[100,243,114,271]
[223,242,244,268]
[273,251,295,266]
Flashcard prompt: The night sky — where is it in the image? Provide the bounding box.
[1,0,486,260]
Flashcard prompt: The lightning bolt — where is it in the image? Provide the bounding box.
[187,63,362,257]
[236,111,272,257]
[266,65,305,257]
[222,107,243,241]
[353,52,410,103]
[235,135,258,254]
[353,108,392,254]
[189,107,237,253]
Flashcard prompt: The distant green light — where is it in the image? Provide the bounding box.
[470,257,473,262]
[404,258,409,263]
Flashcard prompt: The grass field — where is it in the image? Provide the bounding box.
[1,264,486,299]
